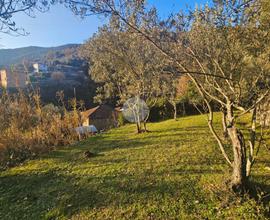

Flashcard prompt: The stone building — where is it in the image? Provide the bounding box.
[0,67,28,88]
[0,70,7,89]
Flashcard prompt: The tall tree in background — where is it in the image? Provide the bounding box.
[80,12,172,132]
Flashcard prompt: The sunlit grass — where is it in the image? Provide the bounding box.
[0,113,269,219]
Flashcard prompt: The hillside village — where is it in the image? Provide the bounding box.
[0,45,95,108]
[0,44,84,87]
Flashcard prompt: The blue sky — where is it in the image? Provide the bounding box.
[0,0,207,49]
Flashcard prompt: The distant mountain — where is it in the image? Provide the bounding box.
[0,44,81,67]
[0,44,95,108]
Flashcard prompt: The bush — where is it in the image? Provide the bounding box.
[0,90,81,169]
[117,112,126,126]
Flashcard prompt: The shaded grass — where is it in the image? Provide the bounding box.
[0,113,269,219]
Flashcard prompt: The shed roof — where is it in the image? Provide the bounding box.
[81,105,116,120]
[81,106,100,119]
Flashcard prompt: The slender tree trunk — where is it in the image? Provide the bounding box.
[182,102,186,116]
[136,122,141,133]
[172,101,177,120]
[222,109,229,138]
[143,121,147,131]
[134,105,142,133]
[143,111,150,132]
[227,104,247,192]
[246,108,257,177]
[208,107,232,166]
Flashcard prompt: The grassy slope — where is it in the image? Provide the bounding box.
[0,114,269,220]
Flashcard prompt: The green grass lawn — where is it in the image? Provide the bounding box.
[0,114,269,219]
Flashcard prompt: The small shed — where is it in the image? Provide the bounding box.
[81,105,119,131]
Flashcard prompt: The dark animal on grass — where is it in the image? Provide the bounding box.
[84,151,95,158]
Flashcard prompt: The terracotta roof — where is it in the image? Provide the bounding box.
[81,106,100,119]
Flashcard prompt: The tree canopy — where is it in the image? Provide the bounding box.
[0,0,52,35]
[76,0,270,191]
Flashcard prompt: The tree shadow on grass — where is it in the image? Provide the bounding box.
[246,175,270,218]
[136,131,211,141]
[173,168,224,175]
[0,171,106,219]
[151,125,210,133]
[0,170,205,219]
[39,122,221,166]
[75,127,213,153]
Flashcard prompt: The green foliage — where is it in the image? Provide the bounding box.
[0,114,269,219]
[179,82,203,105]
[117,112,126,126]
[80,13,172,106]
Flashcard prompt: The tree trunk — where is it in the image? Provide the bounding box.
[228,127,247,191]
[222,109,229,138]
[135,107,142,133]
[172,101,177,120]
[227,104,247,192]
[246,108,257,177]
[136,122,141,133]
[143,121,147,131]
[182,102,186,116]
[143,110,150,132]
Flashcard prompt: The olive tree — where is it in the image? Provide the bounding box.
[80,13,170,133]
[184,1,269,191]
[61,0,270,192]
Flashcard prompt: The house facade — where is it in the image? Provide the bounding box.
[33,63,48,74]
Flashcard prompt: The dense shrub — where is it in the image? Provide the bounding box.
[0,90,81,169]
